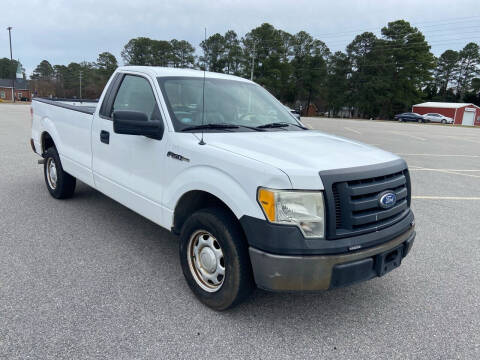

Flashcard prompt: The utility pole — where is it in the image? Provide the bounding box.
[7,26,14,102]
[250,42,256,81]
[79,71,82,99]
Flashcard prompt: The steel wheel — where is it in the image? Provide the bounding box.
[187,230,225,292]
[46,157,58,190]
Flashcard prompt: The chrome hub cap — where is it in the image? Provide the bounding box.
[46,158,58,190]
[187,230,225,292]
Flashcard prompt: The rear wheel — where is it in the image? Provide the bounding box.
[43,147,76,199]
[179,207,254,310]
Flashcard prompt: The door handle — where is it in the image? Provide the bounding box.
[100,130,110,144]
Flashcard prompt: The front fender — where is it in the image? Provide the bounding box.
[164,164,265,222]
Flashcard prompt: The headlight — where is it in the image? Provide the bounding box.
[257,188,325,238]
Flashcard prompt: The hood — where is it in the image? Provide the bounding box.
[202,130,400,189]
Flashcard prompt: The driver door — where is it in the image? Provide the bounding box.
[92,73,168,226]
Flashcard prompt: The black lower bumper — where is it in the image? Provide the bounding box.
[240,210,415,255]
[249,228,415,291]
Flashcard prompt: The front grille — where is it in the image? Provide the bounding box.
[320,160,411,239]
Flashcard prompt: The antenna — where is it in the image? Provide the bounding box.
[199,27,207,145]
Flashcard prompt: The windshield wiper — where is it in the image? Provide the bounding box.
[181,124,239,131]
[233,124,266,132]
[181,123,266,132]
[256,122,308,130]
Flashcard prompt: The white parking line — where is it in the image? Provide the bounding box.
[410,168,480,172]
[388,131,426,141]
[436,135,480,144]
[344,127,362,135]
[413,196,480,200]
[399,153,480,158]
[409,166,480,178]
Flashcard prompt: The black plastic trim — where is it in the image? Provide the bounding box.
[99,73,124,119]
[239,209,414,256]
[32,98,97,115]
[34,97,98,103]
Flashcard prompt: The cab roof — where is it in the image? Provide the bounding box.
[116,66,252,83]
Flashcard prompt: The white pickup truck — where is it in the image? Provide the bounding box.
[31,66,415,310]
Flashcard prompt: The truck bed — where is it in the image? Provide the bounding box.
[32,97,99,187]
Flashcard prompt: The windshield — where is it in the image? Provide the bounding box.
[158,77,301,131]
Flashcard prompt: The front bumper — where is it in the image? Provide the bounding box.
[249,227,415,291]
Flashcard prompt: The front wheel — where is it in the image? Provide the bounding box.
[43,147,76,199]
[418,118,423,123]
[441,119,446,124]
[179,207,254,310]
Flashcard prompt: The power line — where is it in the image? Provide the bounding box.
[323,31,480,47]
[309,15,480,38]
[324,35,480,48]
[236,16,480,46]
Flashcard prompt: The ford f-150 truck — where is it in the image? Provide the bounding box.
[31,66,415,310]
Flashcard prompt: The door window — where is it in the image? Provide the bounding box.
[112,75,161,120]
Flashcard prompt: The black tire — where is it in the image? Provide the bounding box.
[179,207,254,310]
[441,119,446,124]
[417,118,422,123]
[43,147,76,199]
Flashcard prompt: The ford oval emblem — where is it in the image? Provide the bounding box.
[379,191,397,209]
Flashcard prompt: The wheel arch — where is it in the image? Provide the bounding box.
[172,190,241,235]
[41,131,56,154]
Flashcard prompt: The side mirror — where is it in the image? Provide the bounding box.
[113,110,164,140]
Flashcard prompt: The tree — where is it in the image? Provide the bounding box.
[379,20,435,116]
[0,58,20,79]
[224,30,243,75]
[326,51,351,116]
[455,42,480,97]
[291,31,329,112]
[121,37,195,68]
[170,39,195,68]
[96,52,118,78]
[121,37,155,65]
[31,60,54,80]
[435,50,459,96]
[53,64,68,97]
[346,32,390,117]
[472,78,480,93]
[242,23,290,97]
[199,33,226,72]
[151,40,173,66]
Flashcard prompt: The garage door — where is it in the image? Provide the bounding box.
[462,110,475,126]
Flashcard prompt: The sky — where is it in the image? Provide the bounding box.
[1,0,479,76]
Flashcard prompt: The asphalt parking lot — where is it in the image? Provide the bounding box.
[1,104,479,359]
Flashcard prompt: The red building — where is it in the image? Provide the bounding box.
[0,79,31,102]
[412,102,480,126]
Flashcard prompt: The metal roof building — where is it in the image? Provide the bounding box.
[412,102,480,126]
